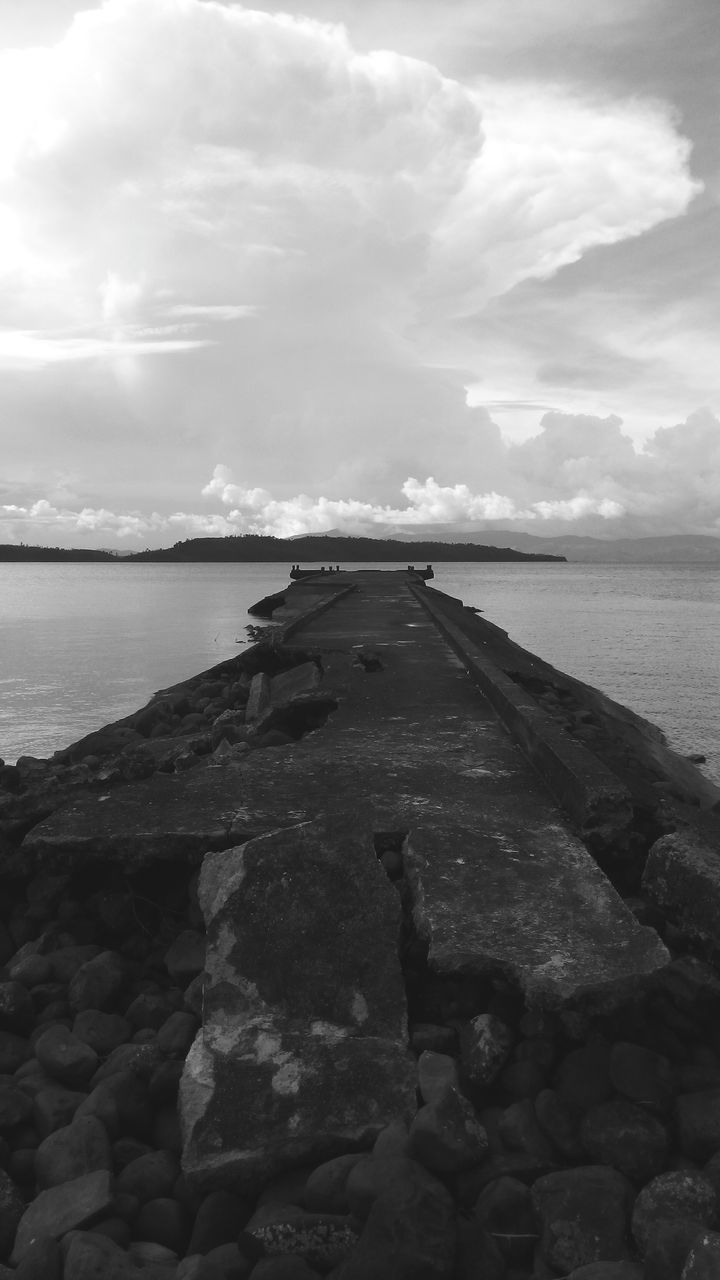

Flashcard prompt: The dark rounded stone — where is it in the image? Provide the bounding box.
[643,1216,709,1280]
[33,1085,87,1139]
[34,1025,99,1089]
[498,1059,547,1099]
[676,1090,720,1162]
[188,1190,253,1255]
[116,1150,181,1202]
[0,1078,33,1132]
[580,1098,669,1183]
[152,1105,182,1153]
[68,951,126,1014]
[532,1165,634,1273]
[0,1167,24,1261]
[0,982,33,1031]
[474,1175,539,1266]
[155,1011,198,1058]
[35,1114,112,1189]
[631,1171,717,1256]
[72,1011,132,1056]
[554,1041,612,1120]
[134,1196,189,1254]
[0,1032,30,1075]
[609,1042,674,1113]
[13,1234,62,1280]
[148,1060,184,1104]
[303,1154,365,1215]
[75,1071,153,1140]
[535,1087,584,1161]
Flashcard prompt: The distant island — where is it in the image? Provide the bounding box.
[0,536,566,563]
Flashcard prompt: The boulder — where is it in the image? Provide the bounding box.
[11,1169,115,1263]
[181,818,416,1190]
[34,1114,112,1188]
[532,1166,634,1273]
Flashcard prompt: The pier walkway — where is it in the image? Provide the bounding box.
[23,569,671,1190]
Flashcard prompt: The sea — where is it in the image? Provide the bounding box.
[1,561,718,784]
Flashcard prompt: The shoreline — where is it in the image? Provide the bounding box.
[2,570,720,1276]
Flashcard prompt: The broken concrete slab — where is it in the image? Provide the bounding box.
[270,661,321,707]
[642,831,720,948]
[405,821,669,1010]
[20,763,312,870]
[180,817,416,1191]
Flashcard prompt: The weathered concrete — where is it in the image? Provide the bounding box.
[410,584,634,845]
[643,830,720,948]
[405,821,668,1009]
[181,817,416,1190]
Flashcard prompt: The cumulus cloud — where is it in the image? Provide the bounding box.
[0,0,707,538]
[4,404,719,547]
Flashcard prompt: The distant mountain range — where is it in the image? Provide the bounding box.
[319,528,720,564]
[1,532,718,564]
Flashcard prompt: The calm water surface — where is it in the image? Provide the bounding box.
[1,561,718,783]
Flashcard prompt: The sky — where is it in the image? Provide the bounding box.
[0,0,718,547]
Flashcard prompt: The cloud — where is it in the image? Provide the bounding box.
[4,403,720,547]
[0,0,707,538]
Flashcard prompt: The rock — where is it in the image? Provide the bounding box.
[0,1031,30,1074]
[554,1042,613,1120]
[417,1052,460,1105]
[644,1217,709,1280]
[0,982,33,1031]
[498,1098,554,1162]
[0,1167,24,1260]
[332,1159,456,1279]
[156,1011,199,1057]
[148,1060,184,1105]
[13,1234,62,1279]
[181,820,416,1190]
[565,1265,642,1279]
[152,1104,182,1153]
[116,1150,181,1202]
[92,1042,161,1084]
[134,1196,189,1253]
[410,1025,458,1056]
[61,1230,142,1278]
[535,1088,583,1161]
[47,945,100,984]
[407,1086,488,1174]
[124,991,177,1032]
[245,673,271,724]
[187,1189,252,1254]
[473,1174,539,1266]
[454,1217,506,1280]
[34,1025,99,1089]
[72,1011,132,1056]
[631,1172,717,1256]
[676,1090,720,1162]
[68,952,126,1014]
[8,956,53,988]
[460,1015,514,1087]
[250,1258,321,1279]
[643,832,720,949]
[682,1231,720,1278]
[164,931,206,983]
[580,1098,669,1183]
[532,1166,634,1273]
[35,1114,112,1188]
[33,1085,87,1138]
[11,1169,115,1263]
[0,1077,33,1131]
[499,1058,547,1099]
[303,1154,365,1215]
[75,1071,153,1140]
[243,1213,358,1271]
[609,1042,674,1113]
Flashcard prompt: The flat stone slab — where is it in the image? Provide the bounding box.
[643,831,720,948]
[405,820,669,1009]
[21,765,313,868]
[181,817,416,1191]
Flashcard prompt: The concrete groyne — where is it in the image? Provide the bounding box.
[1,568,720,1277]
